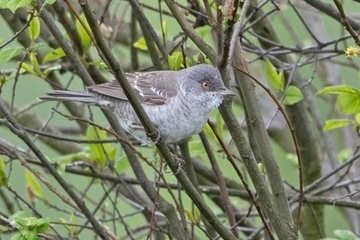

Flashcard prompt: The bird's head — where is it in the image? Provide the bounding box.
[180,64,235,97]
[178,64,236,110]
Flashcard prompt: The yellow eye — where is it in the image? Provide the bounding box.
[202,82,209,89]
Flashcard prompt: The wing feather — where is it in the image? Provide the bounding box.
[87,71,179,105]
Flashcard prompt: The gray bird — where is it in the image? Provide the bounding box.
[40,64,235,144]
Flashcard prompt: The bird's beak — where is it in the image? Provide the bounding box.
[217,88,236,96]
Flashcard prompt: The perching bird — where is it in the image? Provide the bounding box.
[40,64,235,144]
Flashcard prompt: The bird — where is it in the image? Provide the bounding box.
[40,64,235,144]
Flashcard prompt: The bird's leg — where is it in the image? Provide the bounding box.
[163,154,185,174]
[163,144,185,174]
[172,154,185,174]
[143,131,162,146]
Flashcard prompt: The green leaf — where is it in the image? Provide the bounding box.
[25,170,44,199]
[323,119,351,132]
[133,37,148,51]
[188,141,205,157]
[0,170,7,187]
[316,85,360,95]
[10,233,25,240]
[338,149,352,163]
[59,217,72,233]
[52,152,87,164]
[0,156,7,187]
[40,0,56,10]
[257,163,264,173]
[356,113,360,124]
[285,153,299,167]
[216,110,223,140]
[196,25,212,38]
[283,86,303,105]
[6,0,32,13]
[10,211,31,220]
[0,0,8,9]
[75,14,91,52]
[43,65,62,76]
[28,17,40,41]
[193,208,201,226]
[162,20,168,42]
[20,62,37,75]
[184,209,195,223]
[85,126,116,166]
[33,43,55,53]
[265,60,284,91]
[337,92,360,114]
[203,122,216,143]
[43,0,56,5]
[334,229,357,240]
[29,52,41,75]
[168,52,183,70]
[34,218,50,233]
[114,155,130,174]
[43,47,65,62]
[23,230,36,240]
[0,47,23,63]
[0,155,4,171]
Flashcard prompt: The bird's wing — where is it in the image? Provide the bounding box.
[87,71,179,105]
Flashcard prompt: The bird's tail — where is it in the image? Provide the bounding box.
[39,90,97,104]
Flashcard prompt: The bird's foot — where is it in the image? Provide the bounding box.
[163,154,185,174]
[173,155,185,174]
[142,132,162,146]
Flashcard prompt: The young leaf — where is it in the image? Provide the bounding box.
[265,60,284,91]
[334,229,357,240]
[10,211,31,220]
[25,170,44,199]
[43,65,62,76]
[193,208,201,226]
[6,0,32,13]
[0,157,7,187]
[75,14,91,52]
[40,0,56,10]
[162,20,168,42]
[188,141,206,157]
[0,47,23,63]
[283,86,303,105]
[85,126,116,166]
[203,122,216,143]
[316,85,360,95]
[168,52,183,70]
[337,92,360,114]
[34,218,50,233]
[133,37,148,51]
[184,209,195,224]
[115,155,130,174]
[338,149,352,163]
[43,47,65,62]
[216,110,224,140]
[28,17,40,41]
[29,52,41,75]
[20,62,37,75]
[0,0,7,9]
[285,153,299,167]
[196,25,212,38]
[323,119,351,132]
[59,218,72,233]
[33,43,55,53]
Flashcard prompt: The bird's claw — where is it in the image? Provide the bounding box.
[163,154,185,174]
[142,132,162,146]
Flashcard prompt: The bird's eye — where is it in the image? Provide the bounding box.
[202,82,209,89]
